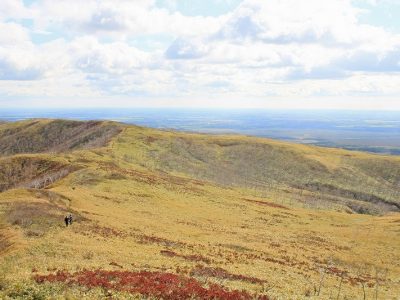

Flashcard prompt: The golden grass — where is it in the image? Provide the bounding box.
[0,120,399,299]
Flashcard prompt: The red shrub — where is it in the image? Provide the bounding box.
[33,269,269,300]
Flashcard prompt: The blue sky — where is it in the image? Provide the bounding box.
[0,0,400,109]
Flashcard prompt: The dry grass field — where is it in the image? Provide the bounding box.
[0,119,399,299]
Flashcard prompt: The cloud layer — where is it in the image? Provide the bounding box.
[0,0,399,108]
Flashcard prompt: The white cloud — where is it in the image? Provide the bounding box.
[0,0,400,108]
[215,0,361,44]
[70,36,150,74]
[0,0,31,20]
[165,37,210,59]
[32,0,225,38]
[0,22,44,80]
[0,22,30,45]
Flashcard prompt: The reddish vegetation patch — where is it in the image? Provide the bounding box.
[327,266,346,276]
[138,234,185,247]
[34,269,269,300]
[76,224,127,238]
[109,262,123,268]
[144,136,158,144]
[242,198,289,210]
[97,162,206,194]
[326,266,376,287]
[190,265,265,284]
[160,250,211,264]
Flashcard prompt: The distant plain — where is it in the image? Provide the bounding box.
[1,108,400,155]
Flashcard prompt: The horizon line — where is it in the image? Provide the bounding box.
[1,106,400,112]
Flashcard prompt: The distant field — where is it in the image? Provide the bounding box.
[1,108,400,155]
[0,119,399,299]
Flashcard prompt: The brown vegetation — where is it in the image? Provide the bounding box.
[160,250,212,264]
[0,230,13,255]
[190,265,266,284]
[0,156,76,192]
[0,119,121,156]
[2,201,85,237]
[134,132,400,214]
[242,198,289,209]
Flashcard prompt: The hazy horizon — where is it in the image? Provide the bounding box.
[2,107,400,155]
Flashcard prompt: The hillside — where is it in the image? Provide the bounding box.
[111,126,400,215]
[0,119,121,156]
[0,119,399,299]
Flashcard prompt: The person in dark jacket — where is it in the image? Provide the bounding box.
[64,215,69,227]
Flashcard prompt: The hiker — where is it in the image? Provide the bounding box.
[64,215,69,227]
[68,214,73,225]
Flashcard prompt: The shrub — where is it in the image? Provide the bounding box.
[34,269,270,300]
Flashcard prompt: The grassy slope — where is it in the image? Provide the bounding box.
[112,125,400,214]
[0,120,399,299]
[0,119,121,156]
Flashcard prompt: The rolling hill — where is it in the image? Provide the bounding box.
[0,119,399,299]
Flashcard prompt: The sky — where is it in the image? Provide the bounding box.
[0,0,400,109]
